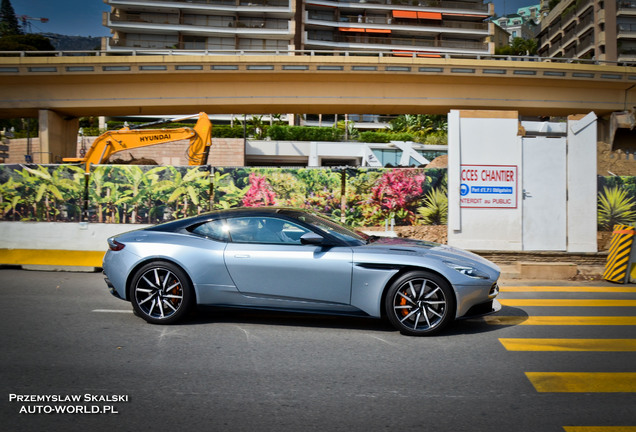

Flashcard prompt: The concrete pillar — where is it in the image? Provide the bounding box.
[38,110,79,163]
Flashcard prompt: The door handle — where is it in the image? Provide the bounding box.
[523,190,532,199]
[234,254,250,258]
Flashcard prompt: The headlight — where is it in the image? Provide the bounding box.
[443,261,490,279]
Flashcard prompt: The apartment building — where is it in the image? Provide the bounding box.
[491,4,540,42]
[103,0,495,57]
[536,0,636,63]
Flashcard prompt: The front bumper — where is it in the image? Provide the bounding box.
[458,299,502,319]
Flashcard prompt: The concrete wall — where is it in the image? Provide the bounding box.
[0,222,151,268]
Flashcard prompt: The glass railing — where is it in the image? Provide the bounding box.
[125,0,291,6]
[336,0,489,12]
[308,33,488,50]
[110,15,290,30]
[618,0,636,9]
[618,23,636,32]
[307,13,488,30]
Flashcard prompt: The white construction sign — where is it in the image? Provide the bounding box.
[460,164,517,208]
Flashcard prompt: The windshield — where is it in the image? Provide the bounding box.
[281,210,369,246]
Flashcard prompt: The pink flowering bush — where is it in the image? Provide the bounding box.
[364,169,426,225]
[242,173,277,207]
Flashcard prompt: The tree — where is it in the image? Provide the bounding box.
[0,0,22,36]
[0,33,54,51]
[0,0,54,51]
[496,37,538,56]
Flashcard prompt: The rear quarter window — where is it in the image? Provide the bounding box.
[190,219,229,242]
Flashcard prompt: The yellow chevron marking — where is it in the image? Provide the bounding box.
[482,316,636,325]
[500,338,636,351]
[500,286,636,293]
[526,372,636,392]
[499,299,636,307]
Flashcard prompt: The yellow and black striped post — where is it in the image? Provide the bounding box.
[603,224,636,283]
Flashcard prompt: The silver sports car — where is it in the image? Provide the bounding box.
[103,207,500,336]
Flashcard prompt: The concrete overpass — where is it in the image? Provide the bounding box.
[1,52,635,161]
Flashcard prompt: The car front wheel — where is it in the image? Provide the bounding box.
[130,262,193,324]
[385,271,455,336]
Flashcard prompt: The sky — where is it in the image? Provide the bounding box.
[11,0,536,38]
[13,0,111,37]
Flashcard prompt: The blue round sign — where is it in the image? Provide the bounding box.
[460,184,469,196]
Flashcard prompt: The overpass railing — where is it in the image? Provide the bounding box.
[1,49,635,67]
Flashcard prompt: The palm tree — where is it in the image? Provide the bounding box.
[164,166,211,219]
[417,186,448,225]
[598,186,636,230]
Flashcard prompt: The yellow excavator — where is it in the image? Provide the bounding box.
[64,112,212,173]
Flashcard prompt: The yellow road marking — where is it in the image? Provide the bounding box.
[501,286,636,293]
[500,299,636,307]
[500,338,636,351]
[563,428,636,432]
[526,372,636,392]
[0,249,104,267]
[482,316,636,325]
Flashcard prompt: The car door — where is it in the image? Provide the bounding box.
[223,216,353,305]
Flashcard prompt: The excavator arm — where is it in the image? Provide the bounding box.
[65,112,212,173]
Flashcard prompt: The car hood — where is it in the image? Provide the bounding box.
[359,236,500,271]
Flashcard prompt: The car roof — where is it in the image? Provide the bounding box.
[145,207,306,232]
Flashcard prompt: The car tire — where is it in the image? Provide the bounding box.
[129,261,193,325]
[385,271,455,336]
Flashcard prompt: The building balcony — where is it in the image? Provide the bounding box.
[548,41,562,57]
[305,0,490,13]
[108,0,291,7]
[617,23,636,38]
[107,0,293,18]
[304,32,489,54]
[575,12,593,36]
[576,31,594,57]
[561,6,576,27]
[305,15,489,39]
[618,0,636,11]
[562,25,577,46]
[548,22,562,39]
[563,41,577,58]
[575,0,593,14]
[108,15,293,38]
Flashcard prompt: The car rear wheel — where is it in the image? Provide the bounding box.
[385,271,455,336]
[130,262,193,324]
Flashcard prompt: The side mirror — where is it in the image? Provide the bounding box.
[300,232,325,245]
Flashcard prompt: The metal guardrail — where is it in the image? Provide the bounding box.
[1,49,636,67]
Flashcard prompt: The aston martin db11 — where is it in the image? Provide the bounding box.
[103,207,500,335]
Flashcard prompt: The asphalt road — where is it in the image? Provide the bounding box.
[1,268,635,432]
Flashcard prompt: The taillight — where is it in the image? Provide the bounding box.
[108,238,125,251]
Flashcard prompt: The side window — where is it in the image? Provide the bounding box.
[190,219,229,242]
[226,217,309,244]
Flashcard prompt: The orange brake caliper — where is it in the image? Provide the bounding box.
[399,292,409,316]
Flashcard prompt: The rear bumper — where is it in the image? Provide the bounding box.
[104,273,124,301]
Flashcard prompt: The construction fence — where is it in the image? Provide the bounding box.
[0,164,448,228]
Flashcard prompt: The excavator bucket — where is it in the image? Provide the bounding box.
[188,113,213,165]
